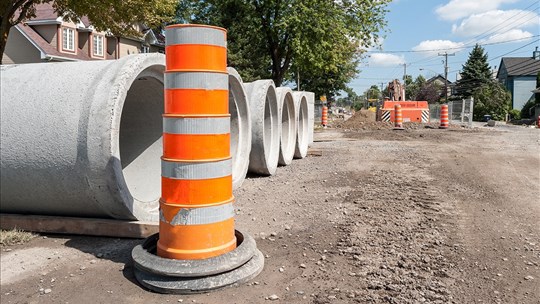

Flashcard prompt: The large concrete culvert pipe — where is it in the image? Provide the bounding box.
[0,54,165,221]
[227,67,252,189]
[276,87,297,166]
[244,80,280,176]
[292,92,309,159]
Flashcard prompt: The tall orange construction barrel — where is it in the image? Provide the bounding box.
[159,24,236,260]
[322,105,328,127]
[439,104,449,129]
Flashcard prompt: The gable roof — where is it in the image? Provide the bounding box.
[16,24,93,61]
[427,75,452,85]
[498,57,540,77]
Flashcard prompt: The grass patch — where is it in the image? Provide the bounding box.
[0,228,36,246]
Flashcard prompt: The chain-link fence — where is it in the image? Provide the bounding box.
[429,98,474,127]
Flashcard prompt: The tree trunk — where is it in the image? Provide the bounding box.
[0,20,11,65]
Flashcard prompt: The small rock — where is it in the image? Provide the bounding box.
[297,291,305,295]
[279,267,285,273]
[90,259,97,264]
[299,264,306,269]
[267,294,279,300]
[524,276,534,281]
[177,300,183,303]
[284,225,291,230]
[44,289,52,294]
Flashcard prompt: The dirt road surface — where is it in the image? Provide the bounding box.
[1,123,539,304]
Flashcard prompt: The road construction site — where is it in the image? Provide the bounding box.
[1,116,539,304]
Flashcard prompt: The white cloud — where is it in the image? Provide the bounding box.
[412,40,465,56]
[481,29,534,44]
[368,53,405,67]
[452,10,539,37]
[436,0,519,21]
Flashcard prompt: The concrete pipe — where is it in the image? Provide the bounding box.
[0,54,165,221]
[227,68,252,189]
[244,80,280,176]
[303,92,315,145]
[292,92,309,159]
[276,87,297,166]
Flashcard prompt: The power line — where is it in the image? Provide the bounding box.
[365,36,539,54]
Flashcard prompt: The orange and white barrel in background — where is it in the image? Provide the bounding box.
[322,105,328,127]
[439,104,449,129]
[393,104,404,130]
[159,24,235,260]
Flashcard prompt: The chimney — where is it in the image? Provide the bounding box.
[534,46,540,60]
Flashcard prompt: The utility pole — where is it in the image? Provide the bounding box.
[402,63,408,100]
[438,52,455,103]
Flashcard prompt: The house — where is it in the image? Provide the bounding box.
[426,74,454,99]
[2,3,164,64]
[496,47,540,110]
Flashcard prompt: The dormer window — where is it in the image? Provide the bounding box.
[93,34,104,57]
[62,27,75,51]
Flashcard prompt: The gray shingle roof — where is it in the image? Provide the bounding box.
[500,57,540,76]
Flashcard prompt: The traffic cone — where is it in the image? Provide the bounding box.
[132,24,263,294]
[393,104,404,130]
[322,105,328,127]
[439,104,449,129]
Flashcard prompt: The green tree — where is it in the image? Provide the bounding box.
[455,44,492,98]
[1,0,176,64]
[472,81,511,121]
[406,75,426,100]
[177,0,390,96]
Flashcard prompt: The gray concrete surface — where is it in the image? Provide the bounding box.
[276,87,296,166]
[244,80,280,176]
[1,54,165,221]
[228,68,252,189]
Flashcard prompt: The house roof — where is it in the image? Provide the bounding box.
[16,24,94,61]
[498,57,540,77]
[427,75,452,85]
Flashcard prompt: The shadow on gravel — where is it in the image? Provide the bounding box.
[62,235,142,287]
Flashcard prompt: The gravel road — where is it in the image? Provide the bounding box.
[1,123,539,304]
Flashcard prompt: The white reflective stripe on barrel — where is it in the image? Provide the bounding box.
[165,72,228,90]
[159,202,234,226]
[163,117,230,135]
[166,27,227,47]
[162,158,232,180]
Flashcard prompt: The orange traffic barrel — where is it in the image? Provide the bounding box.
[159,24,236,260]
[393,104,404,130]
[439,104,449,129]
[322,105,328,127]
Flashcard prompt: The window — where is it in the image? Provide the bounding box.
[141,45,150,53]
[62,27,75,51]
[93,35,104,57]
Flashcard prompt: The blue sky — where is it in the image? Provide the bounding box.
[347,0,540,96]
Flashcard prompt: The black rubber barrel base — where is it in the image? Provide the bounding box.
[132,230,264,294]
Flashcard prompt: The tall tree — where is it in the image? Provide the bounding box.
[472,81,511,121]
[177,0,390,96]
[455,44,492,98]
[405,75,426,100]
[1,0,177,64]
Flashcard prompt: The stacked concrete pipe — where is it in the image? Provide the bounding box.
[303,92,315,145]
[1,54,165,221]
[292,92,310,159]
[244,80,280,176]
[227,68,252,189]
[0,55,254,221]
[276,87,297,166]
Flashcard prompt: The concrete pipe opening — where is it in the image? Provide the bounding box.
[293,92,309,159]
[0,54,165,221]
[276,87,297,166]
[227,68,252,190]
[244,80,280,176]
